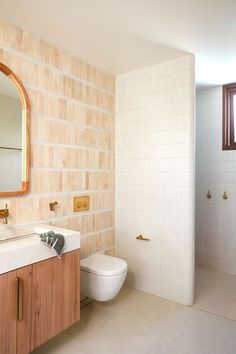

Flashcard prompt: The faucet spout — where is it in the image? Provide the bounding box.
[0,216,8,224]
[0,204,9,224]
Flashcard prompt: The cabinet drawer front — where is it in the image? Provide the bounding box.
[0,265,32,354]
[31,249,80,351]
[0,271,17,354]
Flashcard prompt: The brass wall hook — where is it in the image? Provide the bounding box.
[136,235,150,241]
[223,192,228,200]
[207,191,212,199]
[49,201,58,211]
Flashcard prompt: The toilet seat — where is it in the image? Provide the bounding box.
[80,253,127,277]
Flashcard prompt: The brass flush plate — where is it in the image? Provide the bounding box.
[73,196,90,212]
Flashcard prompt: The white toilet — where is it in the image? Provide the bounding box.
[80,253,128,301]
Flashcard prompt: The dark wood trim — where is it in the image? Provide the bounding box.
[223,83,236,150]
[0,63,30,197]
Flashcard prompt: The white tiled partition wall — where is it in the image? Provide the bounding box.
[115,55,195,305]
[196,87,236,274]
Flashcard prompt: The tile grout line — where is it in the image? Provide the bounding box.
[0,43,115,96]
[26,84,114,116]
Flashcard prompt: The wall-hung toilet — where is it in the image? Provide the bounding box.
[80,253,128,301]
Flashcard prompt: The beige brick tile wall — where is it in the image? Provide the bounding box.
[0,19,115,258]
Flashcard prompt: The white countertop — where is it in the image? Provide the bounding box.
[0,224,80,274]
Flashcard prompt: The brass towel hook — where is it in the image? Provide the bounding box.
[223,192,228,200]
[207,191,212,199]
[136,235,150,241]
[49,201,58,211]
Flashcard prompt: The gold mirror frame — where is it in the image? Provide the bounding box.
[0,63,30,196]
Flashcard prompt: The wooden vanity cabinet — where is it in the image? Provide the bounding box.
[0,265,32,354]
[0,249,80,354]
[0,270,17,354]
[31,249,80,351]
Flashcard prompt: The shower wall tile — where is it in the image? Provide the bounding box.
[196,87,236,274]
[115,55,195,305]
[0,19,115,257]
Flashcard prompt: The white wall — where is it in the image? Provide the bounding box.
[0,94,22,192]
[115,55,195,305]
[196,87,236,274]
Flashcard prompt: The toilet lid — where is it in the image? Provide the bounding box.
[80,253,128,276]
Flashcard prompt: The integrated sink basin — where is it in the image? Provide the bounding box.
[0,224,80,274]
[0,227,37,243]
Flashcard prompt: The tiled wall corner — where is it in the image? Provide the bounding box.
[196,86,236,274]
[115,55,195,305]
[0,19,115,258]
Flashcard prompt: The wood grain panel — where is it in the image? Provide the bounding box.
[0,270,17,354]
[74,249,80,322]
[31,250,80,351]
[16,265,32,354]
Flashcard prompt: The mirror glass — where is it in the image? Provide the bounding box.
[0,64,30,196]
[0,72,22,192]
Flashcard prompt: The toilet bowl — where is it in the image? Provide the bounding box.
[80,253,128,301]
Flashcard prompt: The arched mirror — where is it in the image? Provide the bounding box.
[0,63,30,196]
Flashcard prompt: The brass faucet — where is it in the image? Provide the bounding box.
[0,204,9,224]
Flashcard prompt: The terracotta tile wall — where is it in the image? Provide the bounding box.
[0,19,115,258]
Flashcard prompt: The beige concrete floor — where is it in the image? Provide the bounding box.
[194,267,236,320]
[32,285,236,354]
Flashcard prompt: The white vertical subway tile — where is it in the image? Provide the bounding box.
[115,54,195,305]
[196,86,236,274]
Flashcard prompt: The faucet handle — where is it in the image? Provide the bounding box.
[5,204,9,217]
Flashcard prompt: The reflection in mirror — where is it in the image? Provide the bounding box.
[0,72,22,192]
[223,83,236,150]
[234,94,236,142]
[0,63,30,196]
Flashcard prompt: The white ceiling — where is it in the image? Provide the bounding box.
[0,0,236,86]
